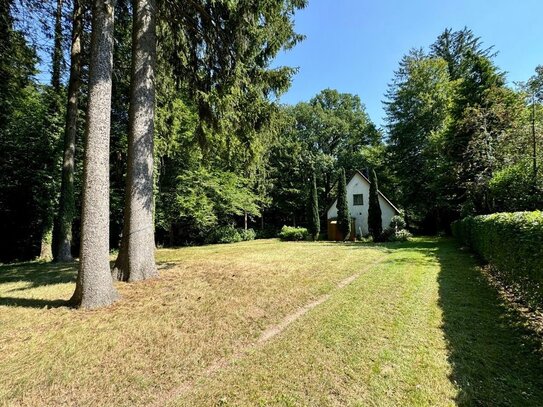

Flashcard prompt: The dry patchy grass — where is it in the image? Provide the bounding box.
[0,240,385,406]
[1,238,542,406]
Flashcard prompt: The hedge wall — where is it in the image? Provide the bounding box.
[452,211,543,307]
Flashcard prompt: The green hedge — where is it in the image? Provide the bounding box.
[278,226,309,241]
[205,226,256,244]
[452,211,543,307]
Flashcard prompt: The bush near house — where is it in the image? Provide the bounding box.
[389,215,406,230]
[278,226,309,241]
[380,227,412,242]
[378,216,411,242]
[206,226,256,244]
[452,211,543,307]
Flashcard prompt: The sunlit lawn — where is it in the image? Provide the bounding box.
[0,238,542,406]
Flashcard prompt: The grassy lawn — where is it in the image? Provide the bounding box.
[1,238,542,406]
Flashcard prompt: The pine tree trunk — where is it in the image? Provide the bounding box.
[71,0,118,309]
[56,0,82,262]
[51,0,64,90]
[39,0,64,262]
[113,0,157,282]
[39,223,53,260]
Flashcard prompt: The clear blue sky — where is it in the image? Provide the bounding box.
[272,0,543,128]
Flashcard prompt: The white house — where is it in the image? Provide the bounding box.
[327,170,400,239]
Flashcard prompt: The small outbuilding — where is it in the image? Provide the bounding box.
[327,170,400,240]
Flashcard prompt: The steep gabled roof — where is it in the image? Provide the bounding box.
[326,170,401,215]
[354,170,401,214]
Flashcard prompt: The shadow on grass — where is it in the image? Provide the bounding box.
[318,238,440,251]
[435,239,543,406]
[0,296,69,308]
[0,261,77,287]
[0,261,77,309]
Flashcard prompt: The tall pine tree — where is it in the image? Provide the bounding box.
[336,168,350,241]
[71,0,119,309]
[113,0,158,282]
[307,170,319,241]
[368,169,382,240]
[55,0,83,262]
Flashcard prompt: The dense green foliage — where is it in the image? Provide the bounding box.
[1,0,542,264]
[380,227,412,242]
[385,28,543,232]
[205,226,256,244]
[336,168,351,240]
[389,215,406,230]
[368,169,382,240]
[452,211,543,308]
[265,89,383,228]
[0,0,310,261]
[278,226,308,241]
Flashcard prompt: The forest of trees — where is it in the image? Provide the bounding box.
[385,29,543,231]
[0,0,541,304]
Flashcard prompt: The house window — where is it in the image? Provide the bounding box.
[353,194,363,205]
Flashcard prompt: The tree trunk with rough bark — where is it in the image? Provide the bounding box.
[112,0,157,282]
[55,0,82,262]
[39,0,64,262]
[71,0,119,309]
[39,225,53,260]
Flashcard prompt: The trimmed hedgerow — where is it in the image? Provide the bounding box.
[452,211,543,307]
[278,226,309,241]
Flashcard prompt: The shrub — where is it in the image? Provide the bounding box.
[452,211,543,308]
[206,225,242,244]
[379,227,394,242]
[255,228,278,239]
[489,161,542,212]
[389,215,406,230]
[278,226,309,241]
[239,228,256,241]
[389,229,412,242]
[380,227,411,242]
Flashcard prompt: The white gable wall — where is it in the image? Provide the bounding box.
[327,172,398,236]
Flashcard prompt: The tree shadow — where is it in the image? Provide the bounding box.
[0,296,69,309]
[319,238,440,250]
[0,261,77,288]
[436,240,543,405]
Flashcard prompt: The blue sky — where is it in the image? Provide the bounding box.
[272,0,543,128]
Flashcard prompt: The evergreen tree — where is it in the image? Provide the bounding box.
[55,0,83,262]
[336,168,350,241]
[384,49,454,231]
[38,0,66,261]
[307,170,319,241]
[71,0,119,309]
[368,169,382,240]
[113,0,158,282]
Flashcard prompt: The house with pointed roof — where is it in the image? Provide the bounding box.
[327,170,401,240]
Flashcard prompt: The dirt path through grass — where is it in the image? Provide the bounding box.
[150,257,386,407]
